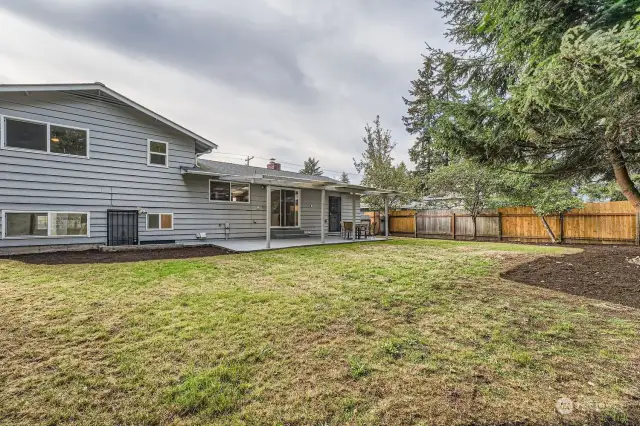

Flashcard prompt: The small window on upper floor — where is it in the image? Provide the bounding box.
[148,140,168,167]
[2,117,89,157]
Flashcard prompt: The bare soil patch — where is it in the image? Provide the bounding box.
[4,245,234,265]
[502,245,640,309]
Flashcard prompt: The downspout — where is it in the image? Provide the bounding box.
[196,148,213,168]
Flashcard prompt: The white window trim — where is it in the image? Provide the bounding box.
[0,115,90,159]
[209,179,251,203]
[1,210,91,239]
[147,139,169,168]
[269,187,302,228]
[146,212,174,231]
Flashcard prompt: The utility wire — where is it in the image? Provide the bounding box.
[206,151,362,177]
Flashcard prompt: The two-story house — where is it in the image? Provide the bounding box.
[0,83,393,254]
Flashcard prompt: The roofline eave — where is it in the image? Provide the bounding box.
[182,167,402,195]
[0,82,218,150]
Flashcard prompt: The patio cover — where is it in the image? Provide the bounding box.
[181,165,403,247]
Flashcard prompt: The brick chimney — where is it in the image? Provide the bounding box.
[267,158,281,171]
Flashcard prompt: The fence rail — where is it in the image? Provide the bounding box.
[385,201,640,245]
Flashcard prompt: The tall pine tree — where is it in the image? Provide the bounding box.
[403,55,452,173]
[403,54,451,195]
[407,0,640,208]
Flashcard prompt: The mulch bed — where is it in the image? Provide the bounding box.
[502,245,640,309]
[3,246,234,265]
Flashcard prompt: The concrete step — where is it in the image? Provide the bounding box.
[270,228,311,239]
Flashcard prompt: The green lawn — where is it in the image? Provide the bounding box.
[1,239,639,425]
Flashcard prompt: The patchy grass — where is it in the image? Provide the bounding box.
[166,363,251,417]
[0,238,639,425]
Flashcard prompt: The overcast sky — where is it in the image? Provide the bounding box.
[0,0,450,180]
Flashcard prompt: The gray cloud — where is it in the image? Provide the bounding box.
[0,0,449,174]
[1,0,322,104]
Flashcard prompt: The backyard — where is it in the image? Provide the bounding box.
[1,239,639,425]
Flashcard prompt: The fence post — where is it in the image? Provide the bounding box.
[414,211,418,238]
[498,212,503,242]
[451,212,456,240]
[559,213,564,244]
[636,212,640,246]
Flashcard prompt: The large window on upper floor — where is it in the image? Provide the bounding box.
[1,116,89,157]
[209,180,250,203]
[147,140,169,167]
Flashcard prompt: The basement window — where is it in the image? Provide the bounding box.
[3,211,89,238]
[2,116,89,157]
[147,213,173,230]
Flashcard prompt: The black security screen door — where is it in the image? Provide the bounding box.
[107,210,138,246]
[329,196,341,232]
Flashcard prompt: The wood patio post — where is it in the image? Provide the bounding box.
[384,196,389,240]
[320,189,326,244]
[266,185,271,249]
[414,211,418,238]
[498,212,503,242]
[636,212,640,246]
[559,213,564,244]
[352,193,357,242]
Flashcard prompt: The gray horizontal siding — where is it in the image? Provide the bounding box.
[300,190,361,236]
[0,91,361,249]
[0,91,267,248]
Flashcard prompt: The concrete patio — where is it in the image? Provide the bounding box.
[211,236,388,252]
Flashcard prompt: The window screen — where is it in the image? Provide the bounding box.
[147,213,173,230]
[50,125,88,157]
[210,181,231,201]
[5,119,47,151]
[230,183,250,202]
[148,141,168,166]
[5,212,49,237]
[51,213,88,236]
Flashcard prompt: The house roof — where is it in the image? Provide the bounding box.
[197,159,338,183]
[187,159,404,196]
[0,82,217,151]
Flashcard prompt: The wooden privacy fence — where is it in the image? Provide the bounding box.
[387,201,640,245]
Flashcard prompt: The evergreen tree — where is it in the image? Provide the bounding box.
[408,1,640,208]
[299,157,323,176]
[353,115,412,210]
[403,54,451,194]
[339,172,350,184]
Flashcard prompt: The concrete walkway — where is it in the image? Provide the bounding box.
[211,236,387,252]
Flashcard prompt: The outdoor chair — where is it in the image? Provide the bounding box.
[360,218,372,239]
[341,221,353,239]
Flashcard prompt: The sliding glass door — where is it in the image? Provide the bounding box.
[270,189,300,227]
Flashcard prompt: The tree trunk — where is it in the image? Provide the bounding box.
[472,215,478,240]
[540,216,557,243]
[609,146,640,211]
